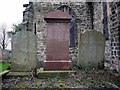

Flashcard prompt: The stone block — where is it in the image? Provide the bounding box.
[44,10,72,70]
[78,30,105,68]
[11,30,37,72]
[37,68,76,78]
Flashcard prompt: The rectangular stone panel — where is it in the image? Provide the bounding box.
[44,10,72,70]
[46,23,69,61]
[11,30,37,72]
[78,30,105,68]
[47,23,69,52]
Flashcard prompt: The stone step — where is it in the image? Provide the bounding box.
[37,68,76,78]
[4,72,31,78]
[0,70,10,77]
[3,68,76,78]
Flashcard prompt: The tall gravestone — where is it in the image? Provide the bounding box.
[78,30,105,68]
[11,30,37,71]
[44,10,72,70]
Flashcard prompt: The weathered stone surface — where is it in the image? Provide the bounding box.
[37,68,76,78]
[44,10,72,70]
[107,2,120,72]
[27,2,88,68]
[5,72,31,78]
[22,1,120,72]
[78,30,105,68]
[11,30,37,71]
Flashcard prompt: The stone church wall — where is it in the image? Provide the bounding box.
[31,1,93,67]
[22,1,120,72]
[107,2,120,71]
[93,2,112,70]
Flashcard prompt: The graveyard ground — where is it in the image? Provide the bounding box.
[1,67,120,89]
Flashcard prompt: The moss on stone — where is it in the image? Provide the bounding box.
[5,72,31,78]
[37,70,76,78]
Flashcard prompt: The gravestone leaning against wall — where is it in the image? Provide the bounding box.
[44,10,72,70]
[78,30,105,69]
[11,30,37,72]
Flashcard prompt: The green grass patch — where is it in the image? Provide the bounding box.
[0,63,11,72]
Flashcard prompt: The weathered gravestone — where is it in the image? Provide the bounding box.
[44,10,72,70]
[11,30,37,71]
[78,30,105,68]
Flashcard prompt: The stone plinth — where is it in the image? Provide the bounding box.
[44,10,72,70]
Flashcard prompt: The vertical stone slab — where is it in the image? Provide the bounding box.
[44,10,72,70]
[78,30,105,68]
[11,30,37,71]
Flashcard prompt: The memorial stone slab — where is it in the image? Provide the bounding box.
[44,10,72,70]
[11,30,37,71]
[78,30,105,68]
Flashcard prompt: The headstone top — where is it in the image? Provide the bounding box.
[83,30,105,42]
[44,10,72,20]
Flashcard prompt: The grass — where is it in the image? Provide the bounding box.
[0,63,11,72]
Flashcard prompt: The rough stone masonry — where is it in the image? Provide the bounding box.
[11,1,120,72]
